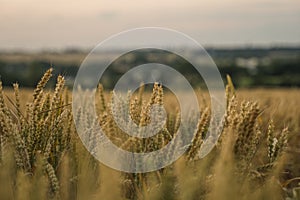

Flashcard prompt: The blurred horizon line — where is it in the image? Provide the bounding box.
[1,42,300,54]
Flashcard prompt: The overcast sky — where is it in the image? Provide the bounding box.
[0,0,299,50]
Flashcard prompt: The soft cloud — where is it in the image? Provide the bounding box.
[0,0,299,50]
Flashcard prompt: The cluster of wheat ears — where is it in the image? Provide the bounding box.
[0,68,297,200]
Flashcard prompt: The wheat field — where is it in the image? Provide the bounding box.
[0,68,299,200]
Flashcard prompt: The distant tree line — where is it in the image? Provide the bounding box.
[0,47,299,88]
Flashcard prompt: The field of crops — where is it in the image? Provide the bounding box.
[0,68,299,200]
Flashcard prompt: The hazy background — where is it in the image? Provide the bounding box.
[0,0,299,88]
[1,0,300,50]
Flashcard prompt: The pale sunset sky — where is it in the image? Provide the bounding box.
[0,0,299,50]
